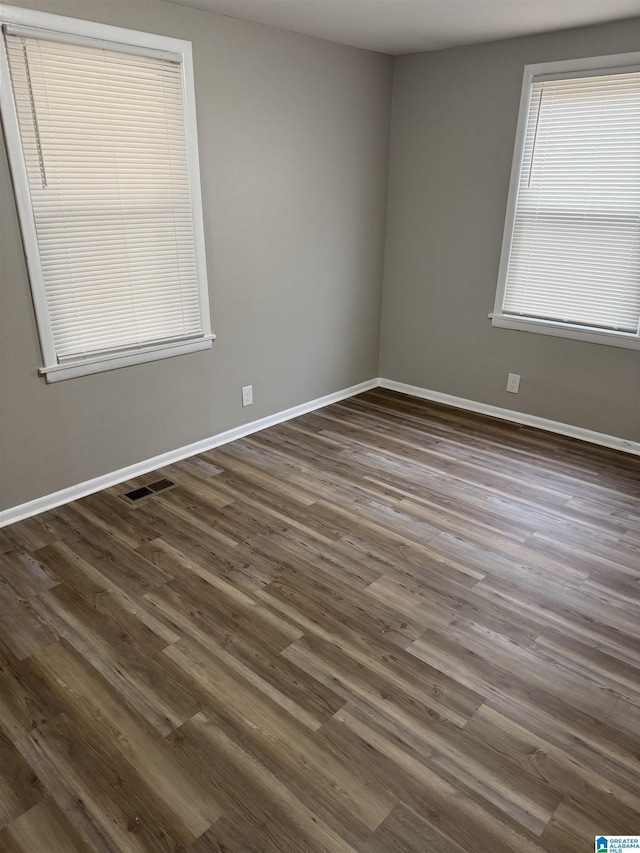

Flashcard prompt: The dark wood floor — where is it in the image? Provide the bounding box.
[0,388,639,853]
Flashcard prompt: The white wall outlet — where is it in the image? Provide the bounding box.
[241,385,253,407]
[506,373,521,394]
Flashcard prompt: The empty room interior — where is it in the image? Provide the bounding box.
[0,0,639,850]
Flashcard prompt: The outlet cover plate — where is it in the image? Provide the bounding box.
[507,373,521,394]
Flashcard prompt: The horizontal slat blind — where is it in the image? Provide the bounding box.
[503,70,640,333]
[4,31,203,360]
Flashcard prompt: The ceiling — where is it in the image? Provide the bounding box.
[164,0,640,55]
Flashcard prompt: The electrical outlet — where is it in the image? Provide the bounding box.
[241,385,253,407]
[506,373,521,394]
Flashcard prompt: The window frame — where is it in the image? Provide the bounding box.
[0,5,214,382]
[491,52,640,351]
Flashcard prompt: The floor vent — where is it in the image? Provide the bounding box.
[123,479,176,503]
[123,486,153,502]
[148,478,175,493]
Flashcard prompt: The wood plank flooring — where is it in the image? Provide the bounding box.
[0,388,639,852]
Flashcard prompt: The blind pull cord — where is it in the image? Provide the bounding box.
[21,38,47,188]
[527,88,544,188]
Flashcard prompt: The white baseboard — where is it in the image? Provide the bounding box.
[3,375,636,529]
[378,378,640,457]
[0,378,377,529]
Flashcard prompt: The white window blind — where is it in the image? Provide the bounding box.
[501,68,640,336]
[3,26,209,366]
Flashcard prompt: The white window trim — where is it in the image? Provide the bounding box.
[0,5,214,382]
[491,51,640,351]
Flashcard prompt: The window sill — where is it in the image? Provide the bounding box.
[490,314,640,351]
[39,335,215,383]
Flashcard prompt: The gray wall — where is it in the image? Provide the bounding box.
[0,0,393,511]
[379,18,640,441]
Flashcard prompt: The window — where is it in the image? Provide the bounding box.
[492,53,640,350]
[0,7,213,381]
